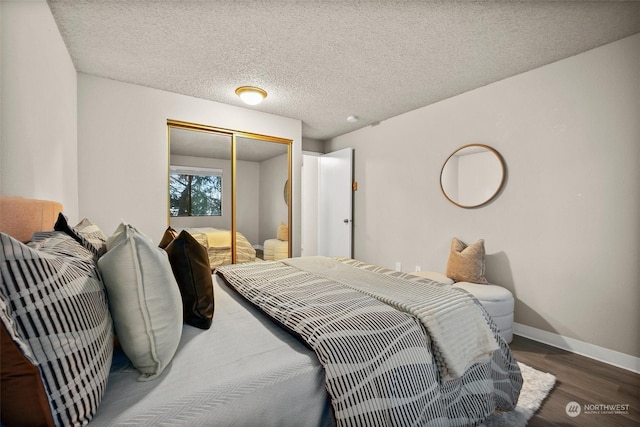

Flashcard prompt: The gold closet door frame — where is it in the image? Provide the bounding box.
[167,119,293,263]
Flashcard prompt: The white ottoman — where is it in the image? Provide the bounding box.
[410,271,514,343]
[263,239,288,261]
[452,282,514,343]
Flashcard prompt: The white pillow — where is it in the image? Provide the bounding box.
[98,223,183,381]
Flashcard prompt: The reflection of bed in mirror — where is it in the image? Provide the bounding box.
[182,227,256,268]
[263,221,289,260]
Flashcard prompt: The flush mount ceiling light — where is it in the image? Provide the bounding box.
[347,115,359,123]
[235,86,267,105]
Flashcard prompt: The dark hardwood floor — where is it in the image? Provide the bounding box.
[509,335,640,426]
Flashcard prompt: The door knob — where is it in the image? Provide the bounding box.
[343,219,350,223]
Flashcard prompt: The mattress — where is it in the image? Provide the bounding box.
[184,227,256,268]
[89,277,332,426]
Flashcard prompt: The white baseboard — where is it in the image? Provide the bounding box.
[514,322,640,374]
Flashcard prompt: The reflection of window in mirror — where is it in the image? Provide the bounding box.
[169,166,222,217]
[168,125,232,232]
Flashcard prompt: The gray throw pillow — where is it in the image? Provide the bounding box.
[98,222,183,381]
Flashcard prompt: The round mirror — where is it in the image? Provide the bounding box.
[283,179,289,205]
[440,144,505,208]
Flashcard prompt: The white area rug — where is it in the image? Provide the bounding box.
[482,362,556,427]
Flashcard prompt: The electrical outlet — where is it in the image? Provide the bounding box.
[395,262,402,271]
[415,266,421,272]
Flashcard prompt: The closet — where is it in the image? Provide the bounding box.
[167,119,291,265]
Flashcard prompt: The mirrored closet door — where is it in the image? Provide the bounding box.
[167,120,291,268]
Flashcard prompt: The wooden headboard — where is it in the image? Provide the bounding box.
[0,196,63,242]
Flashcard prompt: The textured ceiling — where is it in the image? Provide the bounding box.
[48,1,640,141]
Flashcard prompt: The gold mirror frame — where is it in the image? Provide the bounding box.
[440,144,505,208]
[167,119,292,262]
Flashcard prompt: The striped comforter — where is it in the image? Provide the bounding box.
[185,228,256,268]
[216,257,522,426]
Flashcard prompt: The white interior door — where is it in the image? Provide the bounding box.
[318,148,353,258]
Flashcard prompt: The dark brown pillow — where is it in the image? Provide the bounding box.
[1,323,55,427]
[164,230,214,329]
[159,226,179,249]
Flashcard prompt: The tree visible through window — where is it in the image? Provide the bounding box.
[169,166,222,216]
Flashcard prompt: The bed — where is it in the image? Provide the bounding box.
[0,196,522,427]
[89,275,332,426]
[181,227,256,267]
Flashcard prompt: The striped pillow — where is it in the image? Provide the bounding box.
[0,232,113,427]
[54,213,107,259]
[74,218,108,257]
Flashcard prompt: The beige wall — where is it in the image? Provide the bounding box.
[259,153,289,245]
[77,74,302,252]
[1,0,78,220]
[327,34,640,358]
[235,160,261,246]
[302,137,325,153]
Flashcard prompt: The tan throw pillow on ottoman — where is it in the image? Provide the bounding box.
[445,237,488,284]
[277,222,288,241]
